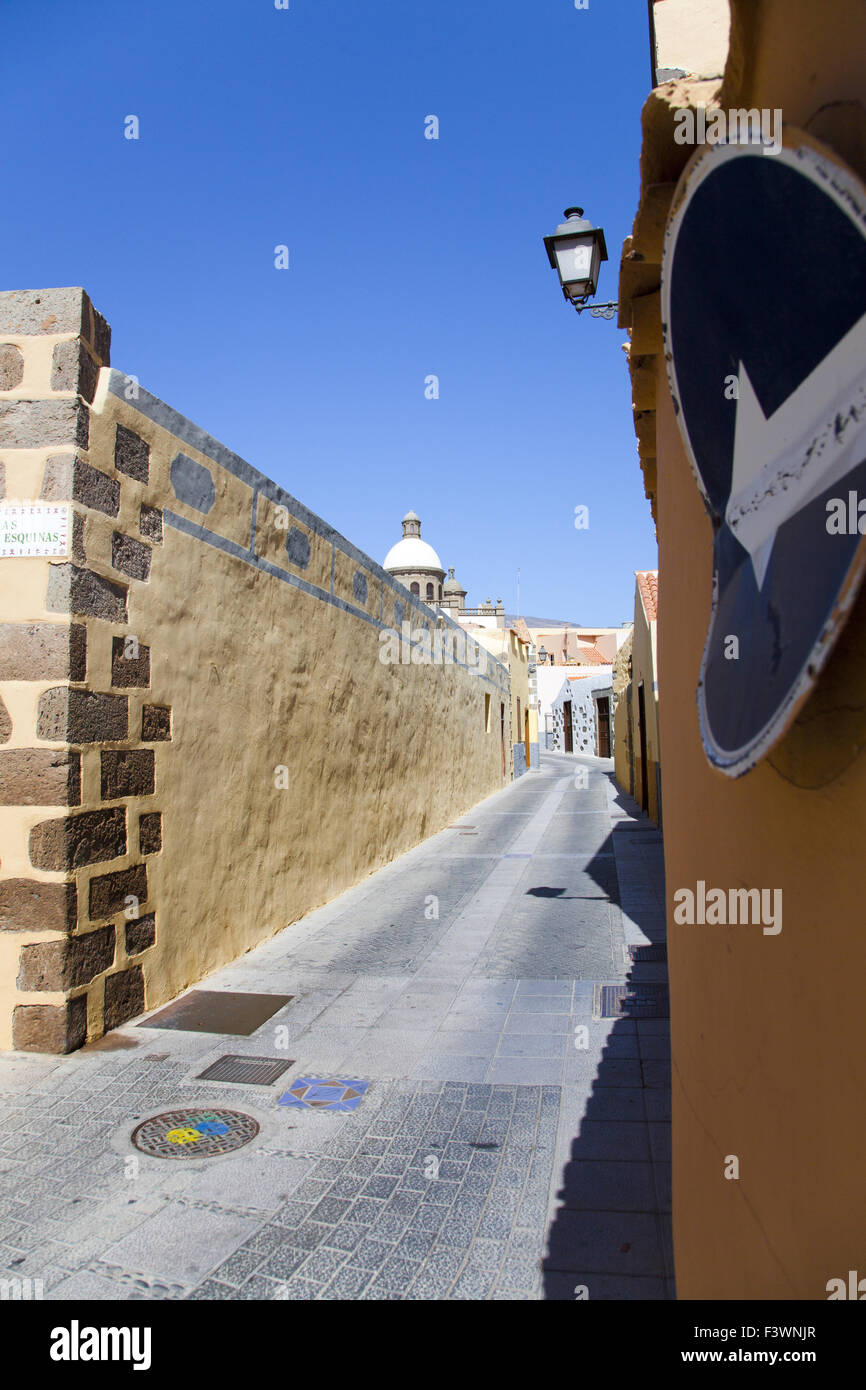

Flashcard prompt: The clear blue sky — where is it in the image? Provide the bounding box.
[3,0,657,625]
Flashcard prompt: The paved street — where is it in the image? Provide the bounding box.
[0,752,672,1301]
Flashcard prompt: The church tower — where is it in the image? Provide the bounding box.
[383,511,446,605]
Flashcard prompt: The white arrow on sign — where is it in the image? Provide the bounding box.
[726,310,866,588]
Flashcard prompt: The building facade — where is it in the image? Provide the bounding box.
[549,670,615,758]
[621,0,866,1297]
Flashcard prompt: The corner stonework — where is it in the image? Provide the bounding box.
[0,288,165,1052]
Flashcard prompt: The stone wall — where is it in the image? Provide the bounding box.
[0,287,510,1053]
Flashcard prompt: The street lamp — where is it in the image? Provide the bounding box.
[539,645,548,665]
[543,207,617,318]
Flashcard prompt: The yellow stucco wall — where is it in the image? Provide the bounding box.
[621,0,866,1298]
[630,589,660,824]
[653,0,730,80]
[0,298,510,1050]
[612,633,633,798]
[470,627,533,775]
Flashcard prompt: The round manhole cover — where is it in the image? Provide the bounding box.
[131,1108,259,1159]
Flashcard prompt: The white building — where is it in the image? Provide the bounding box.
[548,669,614,758]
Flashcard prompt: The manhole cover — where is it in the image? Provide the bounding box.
[594,984,669,1019]
[131,1108,259,1159]
[196,1055,293,1086]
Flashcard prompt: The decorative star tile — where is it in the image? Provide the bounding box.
[277,1077,370,1112]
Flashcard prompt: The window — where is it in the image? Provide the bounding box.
[484,693,491,732]
[426,583,434,600]
[517,697,521,731]
[410,582,420,595]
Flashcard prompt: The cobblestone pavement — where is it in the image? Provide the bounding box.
[0,753,672,1301]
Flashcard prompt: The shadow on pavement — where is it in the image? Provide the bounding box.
[541,771,674,1301]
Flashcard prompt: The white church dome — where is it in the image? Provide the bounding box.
[384,536,443,572]
[383,511,444,574]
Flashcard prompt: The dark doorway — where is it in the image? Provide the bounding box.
[524,708,531,768]
[637,681,649,812]
[597,696,611,758]
[563,700,573,754]
[500,701,506,779]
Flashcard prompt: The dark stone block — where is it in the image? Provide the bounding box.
[41,455,120,517]
[114,424,149,483]
[46,562,127,623]
[0,398,88,450]
[0,878,77,932]
[285,526,310,569]
[111,532,151,581]
[89,863,147,921]
[37,686,128,742]
[0,749,80,805]
[29,807,126,871]
[0,694,10,743]
[141,704,171,741]
[17,923,115,991]
[90,304,111,364]
[101,749,155,799]
[138,812,162,854]
[103,965,145,1030]
[50,339,100,401]
[139,505,163,543]
[70,623,87,680]
[0,621,85,681]
[353,571,368,604]
[111,635,150,688]
[125,912,156,955]
[71,511,86,564]
[12,995,88,1054]
[0,288,105,351]
[170,453,215,513]
[0,343,24,389]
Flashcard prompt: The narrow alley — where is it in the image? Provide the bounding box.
[0,753,671,1301]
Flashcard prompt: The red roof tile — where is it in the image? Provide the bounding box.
[576,645,610,665]
[636,570,658,622]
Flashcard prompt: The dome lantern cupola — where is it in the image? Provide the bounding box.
[383,509,446,606]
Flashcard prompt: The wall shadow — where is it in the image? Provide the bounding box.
[541,769,673,1301]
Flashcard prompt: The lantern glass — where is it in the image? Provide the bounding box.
[555,234,600,300]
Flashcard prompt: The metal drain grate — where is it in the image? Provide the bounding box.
[137,990,293,1036]
[131,1107,259,1159]
[627,944,668,963]
[594,983,669,1019]
[196,1055,293,1086]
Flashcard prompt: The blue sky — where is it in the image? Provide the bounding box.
[3,0,657,625]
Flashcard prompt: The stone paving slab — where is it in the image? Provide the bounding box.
[0,752,671,1301]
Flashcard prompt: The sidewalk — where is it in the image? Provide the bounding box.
[0,752,672,1300]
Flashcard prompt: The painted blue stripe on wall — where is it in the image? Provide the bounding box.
[105,369,507,684]
[163,509,508,690]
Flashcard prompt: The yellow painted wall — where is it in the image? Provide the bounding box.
[620,0,866,1298]
[631,589,660,824]
[0,299,510,1050]
[471,627,533,774]
[612,633,633,797]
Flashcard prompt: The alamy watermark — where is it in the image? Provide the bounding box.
[672,881,782,935]
[378,621,487,670]
[674,107,782,158]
